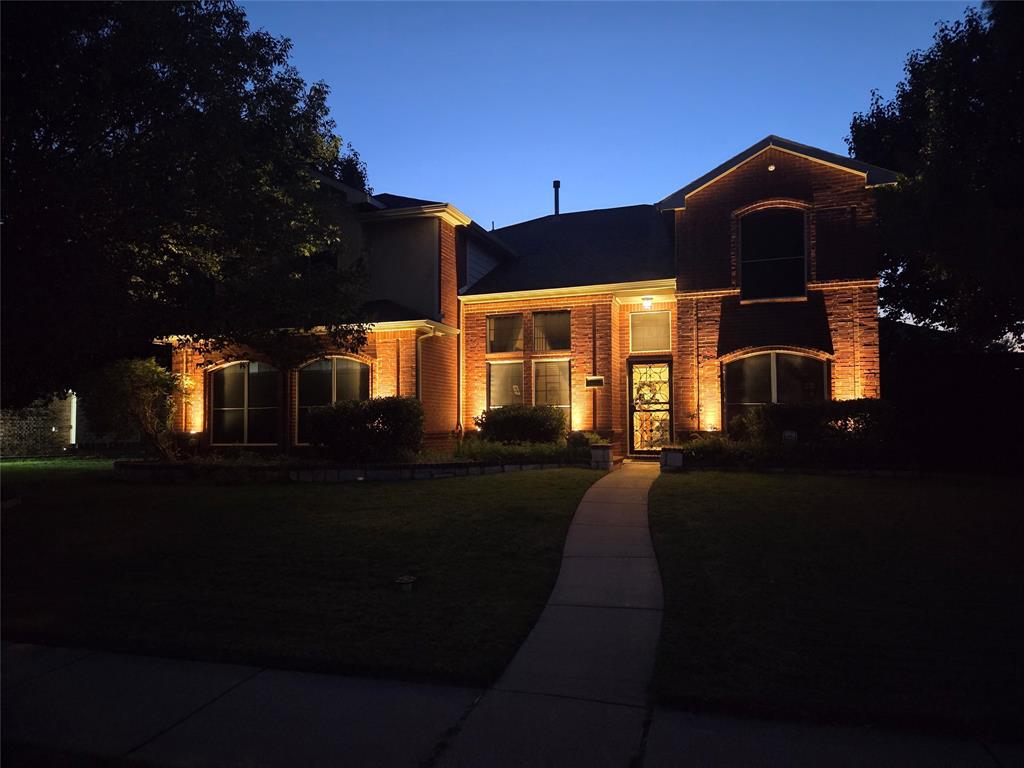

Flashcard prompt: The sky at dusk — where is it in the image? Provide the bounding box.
[241,1,975,228]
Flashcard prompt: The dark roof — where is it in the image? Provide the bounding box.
[372,193,443,210]
[360,299,428,322]
[464,205,675,295]
[658,135,900,210]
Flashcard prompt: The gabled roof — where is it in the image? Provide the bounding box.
[464,205,675,295]
[657,135,899,210]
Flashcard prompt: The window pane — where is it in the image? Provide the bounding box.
[725,354,772,404]
[298,360,332,408]
[213,364,245,409]
[534,361,570,408]
[776,354,826,404]
[247,362,279,408]
[489,363,523,407]
[487,315,523,353]
[246,407,278,444]
[335,359,369,401]
[631,312,671,352]
[740,208,806,299]
[534,311,571,352]
[741,258,806,300]
[212,409,244,444]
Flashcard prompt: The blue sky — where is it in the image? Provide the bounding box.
[242,1,974,228]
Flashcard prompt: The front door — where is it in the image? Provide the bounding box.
[629,361,672,453]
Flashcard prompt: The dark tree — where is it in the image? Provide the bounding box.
[1,1,369,406]
[848,1,1024,350]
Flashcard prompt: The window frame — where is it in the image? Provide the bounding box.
[486,359,525,409]
[723,350,831,427]
[486,313,524,354]
[738,206,808,302]
[295,356,371,445]
[210,361,280,447]
[532,310,572,353]
[532,358,572,420]
[629,310,672,353]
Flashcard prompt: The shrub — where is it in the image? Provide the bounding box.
[454,435,588,464]
[731,399,897,448]
[77,358,182,460]
[308,396,423,462]
[665,435,766,469]
[474,405,567,444]
[567,430,603,449]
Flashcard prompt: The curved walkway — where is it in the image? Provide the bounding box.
[438,461,663,767]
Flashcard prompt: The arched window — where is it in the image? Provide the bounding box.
[297,357,370,443]
[724,351,828,427]
[211,362,280,445]
[740,208,806,300]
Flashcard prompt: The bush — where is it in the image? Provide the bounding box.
[567,430,603,449]
[78,358,182,460]
[474,405,567,444]
[665,435,766,469]
[308,396,423,462]
[454,435,588,464]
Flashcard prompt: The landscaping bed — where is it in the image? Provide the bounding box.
[1,459,602,685]
[648,470,1023,741]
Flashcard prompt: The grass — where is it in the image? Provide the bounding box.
[1,458,601,685]
[648,471,1023,741]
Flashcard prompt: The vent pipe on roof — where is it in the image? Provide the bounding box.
[553,179,560,216]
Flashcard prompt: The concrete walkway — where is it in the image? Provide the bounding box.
[4,462,1020,767]
[437,461,663,766]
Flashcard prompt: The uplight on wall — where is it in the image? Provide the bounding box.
[641,296,654,310]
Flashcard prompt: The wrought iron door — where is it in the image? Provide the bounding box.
[629,362,672,453]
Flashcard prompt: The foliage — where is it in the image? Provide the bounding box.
[1,1,370,406]
[567,431,604,449]
[308,397,424,462]
[453,435,589,464]
[847,2,1024,349]
[77,359,183,461]
[730,399,896,447]
[473,405,567,444]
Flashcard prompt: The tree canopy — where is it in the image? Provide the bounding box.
[1,1,369,407]
[847,1,1024,350]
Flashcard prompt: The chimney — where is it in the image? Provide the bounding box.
[553,179,560,216]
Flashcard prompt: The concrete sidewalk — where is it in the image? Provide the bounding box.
[4,462,1019,766]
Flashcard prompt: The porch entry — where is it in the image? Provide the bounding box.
[628,361,672,453]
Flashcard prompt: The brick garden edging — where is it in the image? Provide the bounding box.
[113,459,598,484]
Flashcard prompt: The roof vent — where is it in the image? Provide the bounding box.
[553,180,560,216]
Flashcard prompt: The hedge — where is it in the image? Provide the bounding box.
[474,405,567,444]
[308,396,423,462]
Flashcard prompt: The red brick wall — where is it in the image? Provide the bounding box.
[461,294,617,436]
[439,221,458,325]
[419,332,458,436]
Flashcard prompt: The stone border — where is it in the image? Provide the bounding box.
[113,459,596,484]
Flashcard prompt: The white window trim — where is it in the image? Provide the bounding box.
[531,358,572,416]
[210,361,280,447]
[629,310,672,353]
[294,357,372,446]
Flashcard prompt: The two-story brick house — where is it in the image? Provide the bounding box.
[168,136,896,455]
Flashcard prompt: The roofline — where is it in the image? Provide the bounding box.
[496,203,657,232]
[154,318,460,346]
[460,278,677,304]
[657,135,899,211]
[309,169,383,208]
[359,202,472,228]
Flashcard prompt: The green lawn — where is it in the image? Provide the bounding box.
[1,459,601,685]
[649,471,1023,741]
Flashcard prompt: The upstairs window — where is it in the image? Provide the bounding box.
[297,358,370,443]
[533,311,571,352]
[487,314,523,353]
[211,362,280,445]
[740,208,806,300]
